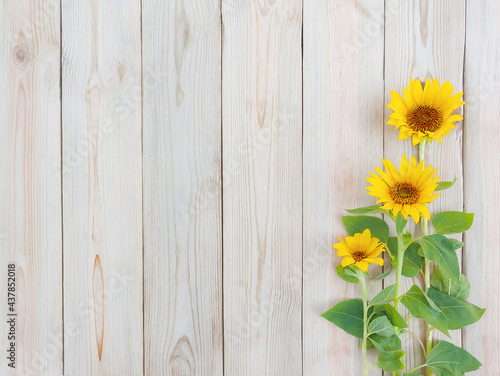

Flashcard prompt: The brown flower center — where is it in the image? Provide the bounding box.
[352,251,367,262]
[390,182,419,205]
[407,105,443,132]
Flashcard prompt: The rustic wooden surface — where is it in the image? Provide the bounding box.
[142,0,223,374]
[0,0,498,375]
[61,0,143,375]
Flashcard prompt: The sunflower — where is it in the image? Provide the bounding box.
[366,155,440,223]
[334,229,385,272]
[387,78,465,145]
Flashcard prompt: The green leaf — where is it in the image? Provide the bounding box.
[376,350,405,372]
[369,334,401,352]
[343,265,358,277]
[428,287,485,330]
[372,264,392,283]
[402,242,424,278]
[431,269,471,300]
[345,205,386,215]
[372,304,408,329]
[400,285,449,337]
[448,238,465,250]
[369,284,398,306]
[426,341,481,375]
[320,299,364,338]
[432,211,474,235]
[387,237,397,259]
[396,215,407,235]
[342,215,390,243]
[420,235,460,283]
[368,316,396,337]
[435,177,457,192]
[336,265,359,284]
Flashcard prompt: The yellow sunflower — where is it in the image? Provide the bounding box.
[366,155,440,223]
[387,78,465,145]
[334,229,385,272]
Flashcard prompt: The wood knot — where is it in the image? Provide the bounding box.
[13,44,30,70]
[169,336,195,375]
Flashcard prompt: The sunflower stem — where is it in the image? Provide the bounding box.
[419,141,434,376]
[394,232,405,314]
[357,270,369,376]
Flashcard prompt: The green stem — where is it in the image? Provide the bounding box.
[358,271,369,376]
[394,232,405,313]
[419,140,434,376]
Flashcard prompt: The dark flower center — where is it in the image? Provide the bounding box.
[390,182,419,205]
[407,105,443,132]
[352,251,367,262]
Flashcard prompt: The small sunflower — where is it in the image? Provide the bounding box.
[334,229,385,272]
[387,78,465,145]
[366,155,440,223]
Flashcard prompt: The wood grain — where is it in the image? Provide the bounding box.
[0,0,62,375]
[142,0,223,375]
[303,0,385,374]
[463,0,500,374]
[62,0,143,374]
[222,0,303,374]
[384,0,466,372]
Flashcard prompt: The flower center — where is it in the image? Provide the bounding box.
[390,182,419,205]
[407,105,443,132]
[352,251,367,262]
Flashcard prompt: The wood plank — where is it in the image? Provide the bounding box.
[142,0,223,375]
[0,1,62,375]
[303,0,385,374]
[61,0,143,374]
[384,0,466,372]
[222,1,302,374]
[463,1,500,374]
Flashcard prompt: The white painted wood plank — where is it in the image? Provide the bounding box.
[0,1,62,375]
[303,0,385,374]
[142,0,223,375]
[222,0,302,374]
[463,1,500,374]
[384,1,465,372]
[62,1,143,374]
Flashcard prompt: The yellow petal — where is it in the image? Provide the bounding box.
[342,257,355,267]
[433,81,453,107]
[355,261,370,272]
[365,257,384,266]
[413,79,424,103]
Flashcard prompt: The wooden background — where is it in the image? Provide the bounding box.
[0,0,498,375]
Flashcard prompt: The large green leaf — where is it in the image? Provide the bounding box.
[431,269,471,300]
[369,334,401,352]
[434,177,457,192]
[368,316,395,337]
[420,235,460,283]
[336,265,359,284]
[372,304,408,329]
[342,215,390,243]
[402,242,424,278]
[377,351,405,372]
[345,205,386,215]
[369,284,397,306]
[400,285,449,336]
[321,299,364,338]
[428,288,485,330]
[426,341,481,375]
[432,211,474,235]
